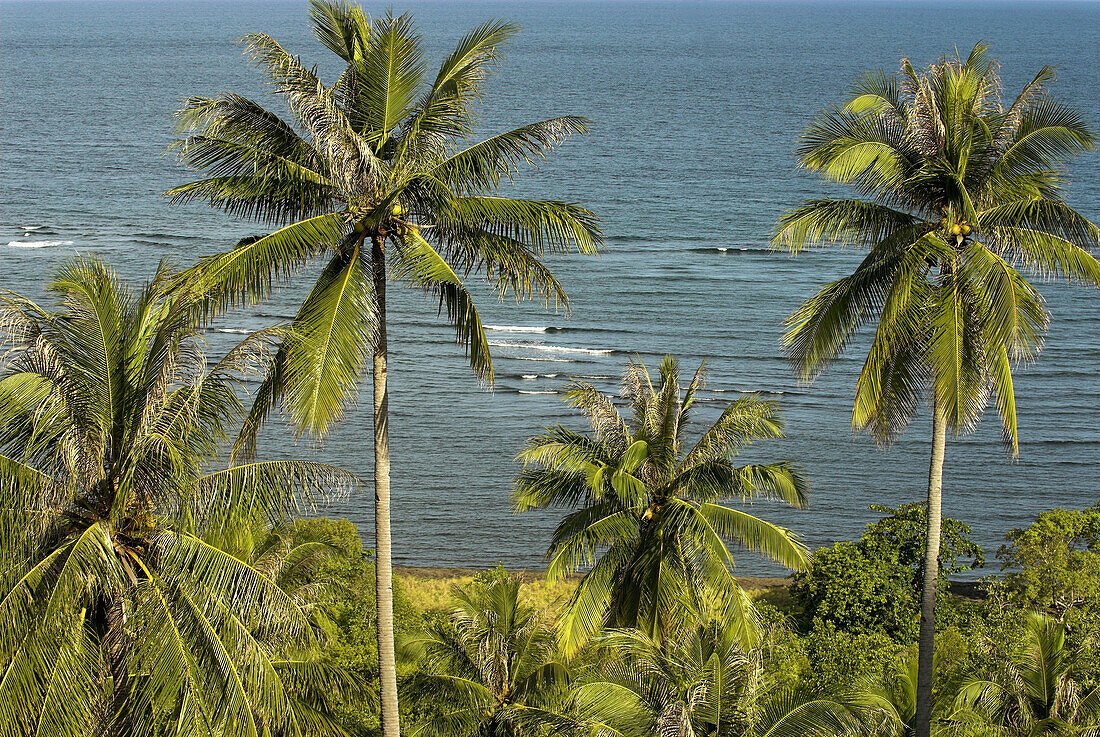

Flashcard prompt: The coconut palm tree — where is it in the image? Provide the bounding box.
[956,612,1100,737]
[166,3,601,732]
[570,597,857,737]
[0,257,355,737]
[771,44,1100,737]
[404,573,571,737]
[219,521,343,621]
[852,646,983,737]
[514,355,808,654]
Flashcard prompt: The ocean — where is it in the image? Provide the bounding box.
[2,0,1098,576]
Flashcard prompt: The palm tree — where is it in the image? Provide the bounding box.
[570,598,856,737]
[514,355,808,654]
[404,574,571,737]
[771,44,1100,737]
[166,3,602,732]
[956,612,1100,737]
[0,258,355,737]
[221,521,343,621]
[852,647,976,737]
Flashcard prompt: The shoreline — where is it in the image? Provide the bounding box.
[394,566,987,603]
[395,565,789,589]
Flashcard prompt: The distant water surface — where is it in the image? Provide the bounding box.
[2,0,1098,576]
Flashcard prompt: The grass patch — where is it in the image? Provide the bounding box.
[396,566,793,618]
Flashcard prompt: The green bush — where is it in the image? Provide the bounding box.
[792,541,918,640]
[791,503,983,643]
[997,507,1100,688]
[862,502,984,579]
[998,507,1100,621]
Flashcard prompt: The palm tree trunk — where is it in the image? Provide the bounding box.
[371,234,400,737]
[915,400,946,737]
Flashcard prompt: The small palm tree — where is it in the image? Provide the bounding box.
[956,612,1100,737]
[570,599,856,737]
[167,5,601,730]
[852,647,973,737]
[405,573,571,737]
[772,44,1100,737]
[221,522,343,619]
[0,258,355,736]
[515,355,808,653]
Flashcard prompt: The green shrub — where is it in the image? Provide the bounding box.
[997,507,1100,687]
[792,541,918,640]
[862,502,984,579]
[791,503,983,643]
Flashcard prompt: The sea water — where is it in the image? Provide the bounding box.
[2,0,1098,575]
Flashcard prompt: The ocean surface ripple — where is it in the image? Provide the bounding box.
[2,0,1097,576]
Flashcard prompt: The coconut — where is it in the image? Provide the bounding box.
[961,224,972,235]
[391,201,404,217]
[951,223,962,235]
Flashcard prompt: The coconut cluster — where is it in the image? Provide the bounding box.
[939,216,973,237]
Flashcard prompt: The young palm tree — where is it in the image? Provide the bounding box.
[223,522,343,620]
[166,3,601,732]
[852,647,973,737]
[956,612,1100,737]
[0,258,354,737]
[405,574,571,737]
[514,355,808,654]
[771,44,1100,737]
[570,598,857,737]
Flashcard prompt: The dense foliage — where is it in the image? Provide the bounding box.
[0,259,356,737]
[199,505,1100,737]
[2,9,1098,736]
[792,503,984,640]
[515,355,808,653]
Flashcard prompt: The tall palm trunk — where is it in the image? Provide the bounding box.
[915,401,946,737]
[371,233,400,737]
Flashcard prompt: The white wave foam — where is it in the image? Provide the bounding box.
[515,356,574,363]
[6,240,73,248]
[521,374,539,380]
[484,324,555,333]
[210,328,252,335]
[518,390,556,395]
[489,340,612,356]
[20,225,45,231]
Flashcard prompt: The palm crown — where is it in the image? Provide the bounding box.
[407,575,570,737]
[772,43,1100,737]
[571,598,856,737]
[515,355,808,653]
[772,43,1100,447]
[0,258,354,736]
[168,1,601,440]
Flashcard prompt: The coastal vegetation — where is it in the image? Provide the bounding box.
[515,356,808,653]
[166,3,600,732]
[1,3,1098,736]
[772,43,1100,737]
[0,259,355,735]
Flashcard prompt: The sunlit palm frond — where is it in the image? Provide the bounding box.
[517,356,806,654]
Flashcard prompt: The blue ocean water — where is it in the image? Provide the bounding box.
[2,0,1098,575]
